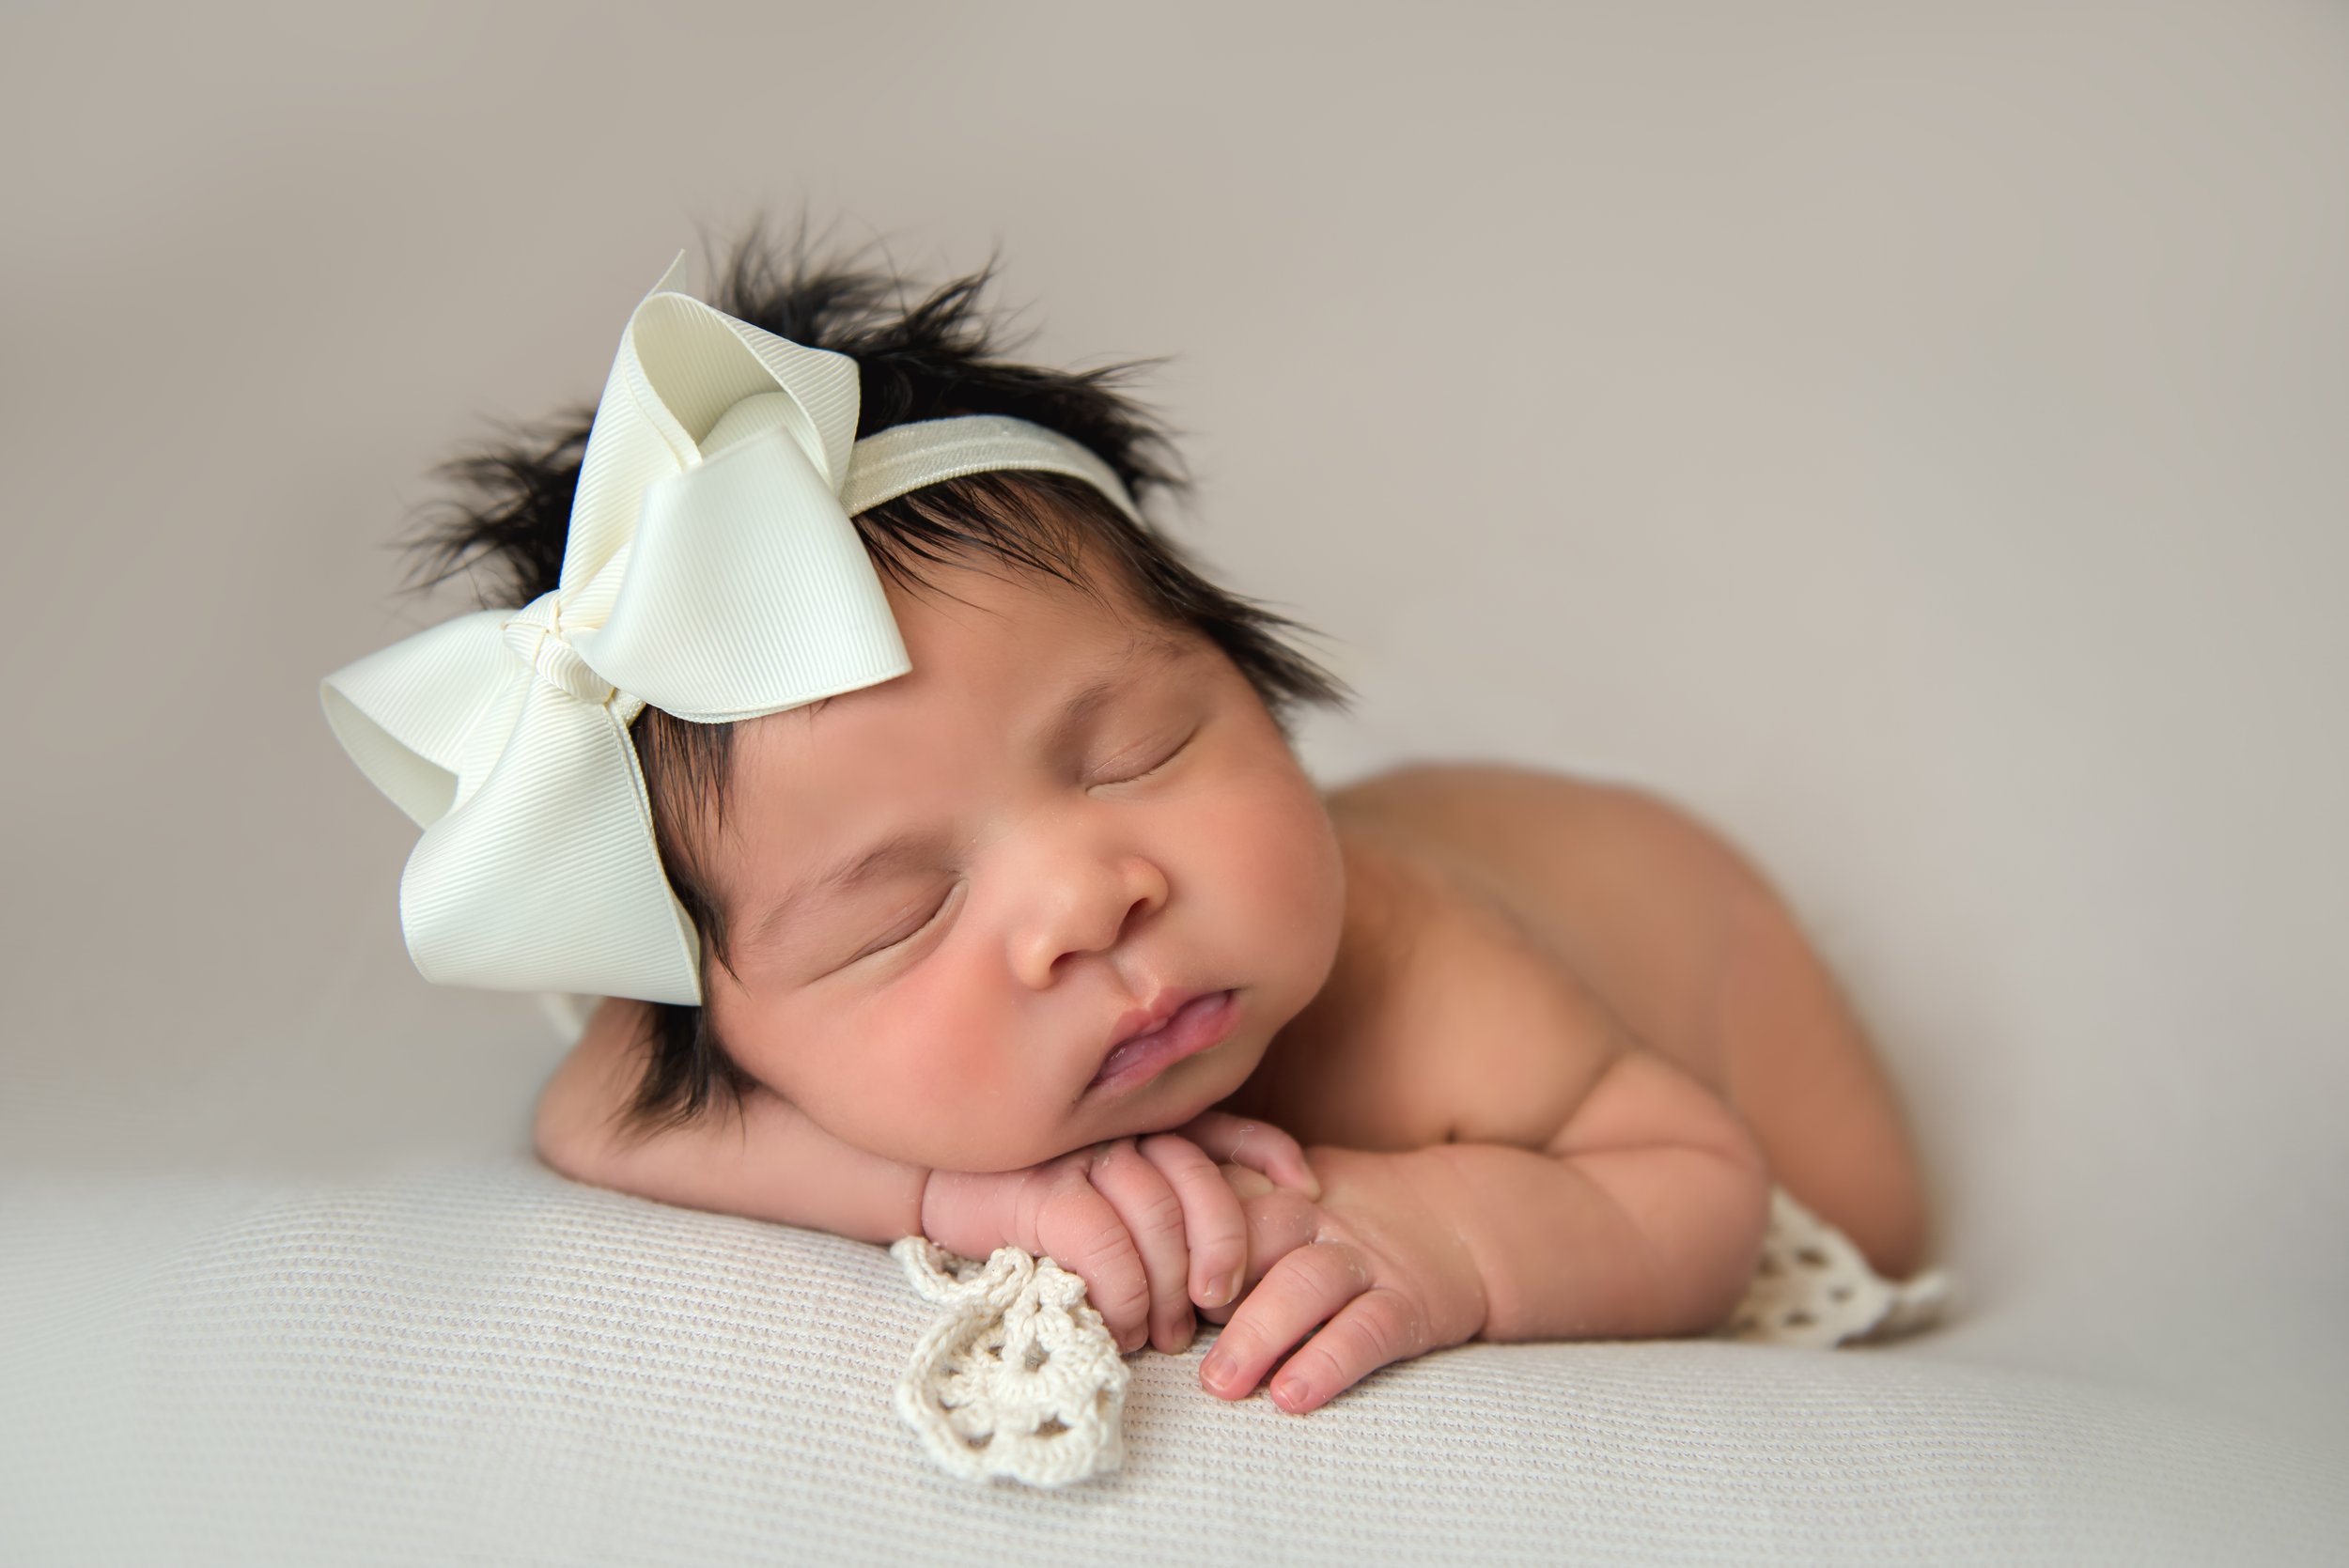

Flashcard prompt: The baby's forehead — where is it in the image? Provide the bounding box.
[745,599,1199,762]
[713,609,1207,890]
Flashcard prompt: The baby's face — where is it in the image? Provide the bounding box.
[698,544,1346,1173]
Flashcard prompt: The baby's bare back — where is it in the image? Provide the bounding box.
[1220,763,1931,1280]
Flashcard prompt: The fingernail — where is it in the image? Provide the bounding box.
[1201,1352,1235,1391]
[1209,1270,1241,1308]
[1272,1375,1312,1412]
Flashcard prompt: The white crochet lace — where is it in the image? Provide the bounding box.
[1719,1186,1952,1348]
[893,1184,1950,1486]
[890,1239,1132,1486]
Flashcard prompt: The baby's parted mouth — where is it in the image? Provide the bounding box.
[1089,989,1237,1091]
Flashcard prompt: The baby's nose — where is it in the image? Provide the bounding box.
[1011,854,1169,989]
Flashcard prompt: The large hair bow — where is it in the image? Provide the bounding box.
[320,256,912,1005]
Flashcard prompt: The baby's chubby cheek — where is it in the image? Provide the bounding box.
[848,965,1076,1172]
[709,986,1042,1174]
[1203,754,1347,1027]
[900,1047,1044,1173]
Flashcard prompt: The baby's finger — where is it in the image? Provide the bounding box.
[1198,1173,1323,1325]
[1196,1240,1366,1406]
[1022,1163,1153,1353]
[1081,1139,1195,1354]
[1136,1133,1248,1312]
[1172,1110,1321,1199]
[1257,1286,1427,1416]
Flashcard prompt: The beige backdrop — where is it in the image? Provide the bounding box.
[3,1,2342,1447]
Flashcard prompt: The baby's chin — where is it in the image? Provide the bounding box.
[1080,1025,1272,1146]
[928,1061,1254,1175]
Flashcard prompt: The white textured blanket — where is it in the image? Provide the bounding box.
[6,1157,2340,1565]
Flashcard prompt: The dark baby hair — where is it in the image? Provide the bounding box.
[398,215,1350,1139]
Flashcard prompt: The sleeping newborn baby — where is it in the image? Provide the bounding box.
[328,227,1932,1419]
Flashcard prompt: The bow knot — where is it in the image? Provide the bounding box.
[319,252,904,1004]
[501,593,614,708]
[320,251,1145,1006]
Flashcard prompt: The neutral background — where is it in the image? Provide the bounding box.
[4,0,2341,1450]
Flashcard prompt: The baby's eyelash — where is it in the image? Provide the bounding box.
[1111,726,1198,784]
[863,884,958,960]
[848,727,1199,970]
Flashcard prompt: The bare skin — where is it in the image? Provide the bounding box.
[1232,766,1932,1282]
[537,542,1931,1416]
[1160,766,1931,1409]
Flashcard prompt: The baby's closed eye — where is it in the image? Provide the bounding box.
[835,722,1200,966]
[852,882,964,963]
[1089,723,1197,788]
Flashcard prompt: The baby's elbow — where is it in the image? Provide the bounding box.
[1672,1136,1773,1336]
[533,996,659,1189]
[533,1042,628,1190]
[1651,1091,1773,1335]
[533,1069,597,1186]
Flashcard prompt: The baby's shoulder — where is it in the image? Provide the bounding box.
[1323,761,1758,898]
[1324,758,1676,831]
[1239,764,1699,1151]
[1318,761,1771,1068]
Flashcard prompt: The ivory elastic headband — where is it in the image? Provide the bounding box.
[321,254,1145,1004]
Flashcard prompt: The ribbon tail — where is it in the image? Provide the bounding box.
[399,678,698,1002]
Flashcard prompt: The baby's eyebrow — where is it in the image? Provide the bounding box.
[1032,628,1190,763]
[739,629,1193,959]
[743,827,952,957]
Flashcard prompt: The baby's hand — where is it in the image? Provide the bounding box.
[1193,1146,1488,1416]
[919,1111,1320,1356]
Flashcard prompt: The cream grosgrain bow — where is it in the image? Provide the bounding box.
[321,255,1143,1005]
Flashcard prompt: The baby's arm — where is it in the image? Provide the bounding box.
[534,997,928,1244]
[535,998,1318,1354]
[1195,1048,1770,1414]
[1415,1048,1771,1341]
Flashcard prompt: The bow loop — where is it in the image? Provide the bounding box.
[321,250,1146,1006]
[321,253,910,1004]
[558,256,863,602]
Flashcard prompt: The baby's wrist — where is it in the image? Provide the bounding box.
[910,1166,937,1242]
[916,1166,1007,1259]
